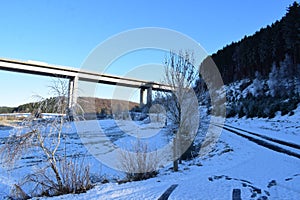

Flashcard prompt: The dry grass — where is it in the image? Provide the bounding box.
[119,139,160,182]
[0,118,22,128]
[12,157,93,198]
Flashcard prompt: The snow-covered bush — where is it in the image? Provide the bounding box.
[119,139,159,182]
[224,59,300,119]
[23,157,92,197]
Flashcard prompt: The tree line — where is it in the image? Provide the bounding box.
[197,2,300,118]
[204,1,300,85]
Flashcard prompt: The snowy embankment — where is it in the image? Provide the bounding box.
[0,106,300,199]
[226,106,300,145]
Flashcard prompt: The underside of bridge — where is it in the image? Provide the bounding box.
[0,58,170,118]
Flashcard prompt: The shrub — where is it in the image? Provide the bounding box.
[20,157,92,197]
[227,93,299,119]
[180,143,198,161]
[226,106,237,118]
[119,139,159,182]
[238,106,246,118]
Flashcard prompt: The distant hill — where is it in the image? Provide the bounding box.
[0,97,139,115]
[0,106,15,113]
[77,97,139,115]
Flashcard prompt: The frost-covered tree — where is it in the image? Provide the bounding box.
[268,64,279,97]
[279,55,295,96]
[268,55,296,98]
[156,51,199,171]
[252,71,264,97]
[0,79,91,198]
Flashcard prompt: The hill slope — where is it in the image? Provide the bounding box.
[197,2,300,118]
[0,97,139,116]
[209,1,300,85]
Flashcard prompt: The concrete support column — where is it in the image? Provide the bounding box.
[73,76,78,105]
[140,88,145,107]
[147,87,152,106]
[68,76,78,110]
[67,76,78,120]
[140,82,153,109]
[68,79,73,109]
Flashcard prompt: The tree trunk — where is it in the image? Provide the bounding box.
[173,160,178,172]
[173,135,178,172]
[50,161,63,191]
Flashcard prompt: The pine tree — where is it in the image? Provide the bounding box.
[283,2,300,64]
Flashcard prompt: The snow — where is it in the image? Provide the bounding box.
[226,106,300,145]
[30,124,300,199]
[0,106,300,199]
[225,79,251,101]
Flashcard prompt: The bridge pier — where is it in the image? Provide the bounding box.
[140,83,153,108]
[67,76,78,119]
[140,88,145,107]
[147,86,152,106]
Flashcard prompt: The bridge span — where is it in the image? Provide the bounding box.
[0,58,171,112]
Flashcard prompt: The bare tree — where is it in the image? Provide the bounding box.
[156,51,199,171]
[0,79,91,198]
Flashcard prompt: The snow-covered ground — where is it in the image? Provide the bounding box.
[226,106,300,145]
[0,106,300,199]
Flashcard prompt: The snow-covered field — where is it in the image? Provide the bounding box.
[0,106,299,199]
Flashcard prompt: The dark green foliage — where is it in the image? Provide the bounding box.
[238,105,246,118]
[199,2,300,85]
[0,106,14,113]
[0,97,63,114]
[197,2,300,119]
[227,95,300,119]
[1,97,138,117]
[226,107,237,118]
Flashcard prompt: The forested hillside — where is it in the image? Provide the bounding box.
[211,1,300,85]
[198,2,300,118]
[0,97,138,116]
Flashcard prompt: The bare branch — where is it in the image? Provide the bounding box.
[0,78,91,197]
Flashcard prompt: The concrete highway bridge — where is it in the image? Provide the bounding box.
[0,58,171,113]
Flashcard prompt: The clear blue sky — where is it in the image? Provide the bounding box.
[0,0,296,107]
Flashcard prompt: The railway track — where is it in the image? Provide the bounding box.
[213,123,300,159]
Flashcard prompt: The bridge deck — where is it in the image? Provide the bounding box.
[0,58,171,91]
